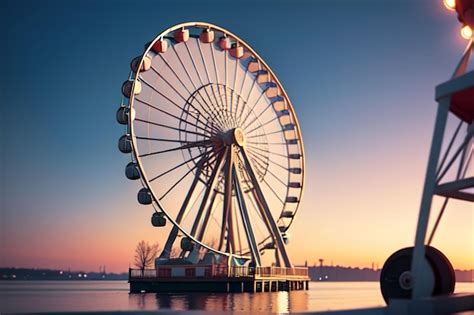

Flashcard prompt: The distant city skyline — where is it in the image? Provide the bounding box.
[1,0,472,272]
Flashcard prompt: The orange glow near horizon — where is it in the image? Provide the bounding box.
[1,173,472,273]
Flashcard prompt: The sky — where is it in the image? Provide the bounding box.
[0,0,472,273]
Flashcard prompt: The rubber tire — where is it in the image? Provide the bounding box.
[425,246,455,296]
[380,246,455,304]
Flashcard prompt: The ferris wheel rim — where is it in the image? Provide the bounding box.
[126,21,306,258]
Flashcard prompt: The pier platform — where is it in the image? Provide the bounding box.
[128,265,309,293]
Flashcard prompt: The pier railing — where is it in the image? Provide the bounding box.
[129,265,308,280]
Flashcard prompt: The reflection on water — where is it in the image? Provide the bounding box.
[0,281,472,313]
[129,290,309,313]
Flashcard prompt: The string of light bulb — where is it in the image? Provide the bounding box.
[443,0,474,39]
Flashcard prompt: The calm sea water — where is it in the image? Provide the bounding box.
[0,281,473,313]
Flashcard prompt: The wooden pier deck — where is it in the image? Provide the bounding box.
[128,266,310,293]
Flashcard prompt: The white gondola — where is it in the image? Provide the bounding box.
[118,135,132,154]
[137,188,152,205]
[125,162,140,180]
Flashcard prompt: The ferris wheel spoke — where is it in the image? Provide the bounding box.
[135,136,204,143]
[171,44,227,129]
[158,53,195,95]
[235,64,249,122]
[243,105,277,133]
[149,148,212,182]
[242,149,268,170]
[248,150,289,172]
[158,150,219,201]
[243,151,269,178]
[146,66,221,135]
[262,178,285,204]
[231,57,239,123]
[244,146,270,164]
[135,98,215,136]
[238,95,248,124]
[189,147,228,238]
[192,91,226,130]
[239,91,266,128]
[246,143,289,160]
[241,151,288,188]
[244,76,257,104]
[240,148,291,267]
[224,50,229,129]
[210,43,225,110]
[247,128,284,139]
[158,54,224,132]
[139,77,210,129]
[247,141,288,146]
[238,151,287,209]
[184,42,228,127]
[139,139,213,158]
[196,40,224,126]
[134,117,211,138]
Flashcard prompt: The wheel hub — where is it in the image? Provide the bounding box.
[222,127,246,147]
[398,271,412,290]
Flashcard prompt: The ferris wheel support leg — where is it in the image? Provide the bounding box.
[159,157,208,259]
[218,146,235,252]
[233,166,262,267]
[411,96,451,299]
[240,149,292,268]
[195,189,218,243]
[456,129,471,179]
[186,149,227,262]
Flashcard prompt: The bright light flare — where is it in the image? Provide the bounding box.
[443,0,456,11]
[461,25,473,39]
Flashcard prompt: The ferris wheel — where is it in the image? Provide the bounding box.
[117,22,305,267]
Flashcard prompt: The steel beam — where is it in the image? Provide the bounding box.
[233,165,262,266]
[240,148,292,267]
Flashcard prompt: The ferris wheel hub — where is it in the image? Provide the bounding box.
[221,127,246,147]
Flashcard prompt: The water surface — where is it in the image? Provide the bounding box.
[0,281,472,313]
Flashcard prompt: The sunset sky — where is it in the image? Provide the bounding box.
[1,0,472,273]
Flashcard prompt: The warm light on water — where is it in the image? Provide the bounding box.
[0,281,472,313]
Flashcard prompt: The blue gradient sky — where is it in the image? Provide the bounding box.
[1,0,472,272]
